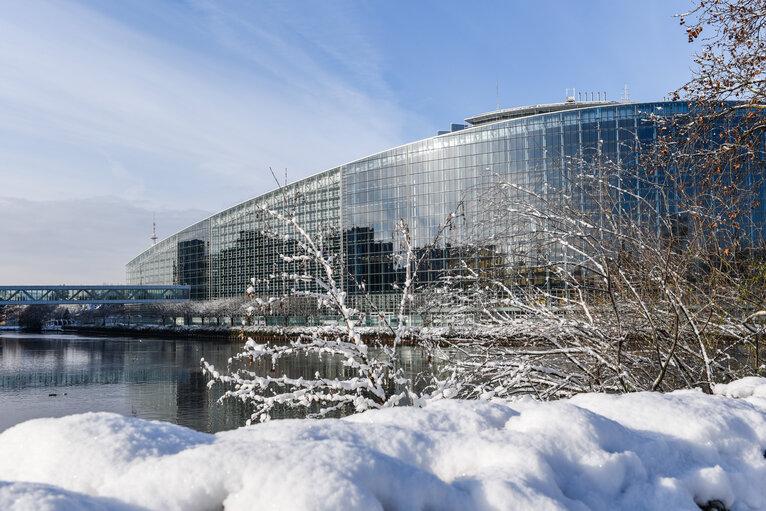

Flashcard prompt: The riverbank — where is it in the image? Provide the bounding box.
[63,324,410,343]
[62,323,526,345]
[61,322,552,345]
[64,324,237,340]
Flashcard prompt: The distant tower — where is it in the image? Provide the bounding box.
[151,217,157,246]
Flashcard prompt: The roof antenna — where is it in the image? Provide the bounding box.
[496,81,499,111]
[151,215,158,246]
[622,84,630,102]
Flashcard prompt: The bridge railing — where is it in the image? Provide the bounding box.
[0,286,191,305]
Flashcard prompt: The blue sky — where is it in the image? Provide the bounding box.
[0,0,697,284]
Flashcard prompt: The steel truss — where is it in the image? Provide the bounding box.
[0,286,190,305]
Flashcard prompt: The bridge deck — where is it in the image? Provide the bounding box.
[0,286,190,305]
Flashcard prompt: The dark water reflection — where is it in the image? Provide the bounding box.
[0,332,430,433]
[0,332,253,433]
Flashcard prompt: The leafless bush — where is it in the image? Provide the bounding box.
[427,148,764,398]
[202,177,462,423]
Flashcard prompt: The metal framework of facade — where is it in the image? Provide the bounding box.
[0,286,190,305]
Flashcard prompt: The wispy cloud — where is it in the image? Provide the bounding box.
[0,0,423,282]
[0,0,417,210]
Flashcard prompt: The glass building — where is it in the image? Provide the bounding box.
[127,100,762,317]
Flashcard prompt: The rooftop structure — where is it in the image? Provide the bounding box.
[464,100,621,126]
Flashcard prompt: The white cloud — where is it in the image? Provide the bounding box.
[0,0,419,209]
[0,196,209,284]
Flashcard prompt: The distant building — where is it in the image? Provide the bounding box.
[127,100,762,319]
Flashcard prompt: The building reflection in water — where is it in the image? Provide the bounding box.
[0,332,429,432]
[0,333,248,433]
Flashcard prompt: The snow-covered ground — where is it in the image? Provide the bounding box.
[2,379,766,511]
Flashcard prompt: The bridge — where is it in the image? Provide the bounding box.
[0,286,190,305]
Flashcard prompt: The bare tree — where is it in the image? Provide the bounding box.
[196,297,248,326]
[666,0,766,230]
[425,144,765,400]
[677,0,765,158]
[201,171,463,423]
[17,305,56,331]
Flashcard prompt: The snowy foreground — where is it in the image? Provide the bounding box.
[2,380,766,510]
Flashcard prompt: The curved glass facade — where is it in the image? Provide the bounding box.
[128,101,756,314]
[127,169,340,301]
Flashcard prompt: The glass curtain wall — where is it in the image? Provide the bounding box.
[209,169,340,299]
[340,102,694,315]
[130,101,765,320]
[127,170,341,302]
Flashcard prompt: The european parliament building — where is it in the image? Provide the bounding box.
[127,99,732,316]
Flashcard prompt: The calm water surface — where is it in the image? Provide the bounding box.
[0,332,430,433]
[0,332,252,433]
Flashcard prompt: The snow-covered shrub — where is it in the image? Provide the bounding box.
[201,183,462,423]
[424,151,766,399]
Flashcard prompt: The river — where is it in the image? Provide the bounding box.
[0,331,431,433]
[0,332,262,433]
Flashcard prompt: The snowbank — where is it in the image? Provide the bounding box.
[2,382,766,510]
[714,377,766,399]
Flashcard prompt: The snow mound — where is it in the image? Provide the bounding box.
[714,377,766,399]
[0,481,144,511]
[1,384,766,510]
